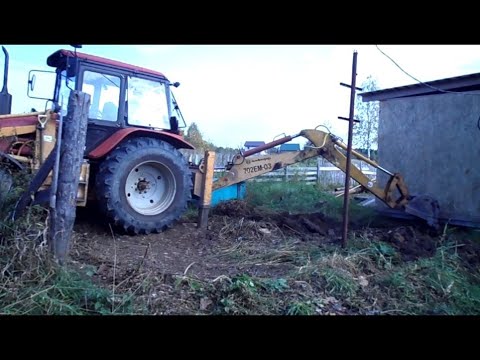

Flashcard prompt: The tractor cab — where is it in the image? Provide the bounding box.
[44,49,187,154]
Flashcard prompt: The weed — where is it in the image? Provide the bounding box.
[286,301,315,315]
[181,203,199,222]
[261,278,289,293]
[321,268,359,298]
[0,201,133,315]
[0,266,132,315]
[175,276,205,292]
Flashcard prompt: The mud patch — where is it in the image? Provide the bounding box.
[270,212,342,243]
[382,226,437,261]
[212,200,264,220]
[212,200,343,242]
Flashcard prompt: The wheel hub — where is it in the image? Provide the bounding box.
[136,178,150,192]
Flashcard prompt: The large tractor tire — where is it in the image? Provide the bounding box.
[95,137,192,234]
[0,167,13,211]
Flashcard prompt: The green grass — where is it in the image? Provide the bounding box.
[0,177,135,315]
[245,180,375,222]
[181,203,199,222]
[0,267,133,315]
[361,239,480,315]
[0,256,134,315]
[286,301,315,315]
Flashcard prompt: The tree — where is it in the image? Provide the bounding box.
[354,76,379,159]
[185,122,209,150]
[321,118,334,133]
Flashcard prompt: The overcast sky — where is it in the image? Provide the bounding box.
[2,45,480,148]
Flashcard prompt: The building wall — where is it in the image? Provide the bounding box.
[377,91,480,222]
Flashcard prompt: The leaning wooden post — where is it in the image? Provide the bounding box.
[198,151,216,229]
[49,91,90,264]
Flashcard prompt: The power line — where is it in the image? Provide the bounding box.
[375,45,480,96]
[376,45,480,132]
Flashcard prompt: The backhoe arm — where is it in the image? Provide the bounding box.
[199,128,409,210]
[211,143,324,191]
[301,129,409,209]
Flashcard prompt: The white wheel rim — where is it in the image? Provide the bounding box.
[125,161,176,216]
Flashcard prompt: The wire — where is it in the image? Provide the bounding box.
[304,125,334,149]
[375,45,480,96]
[101,73,120,88]
[376,45,480,132]
[315,124,332,134]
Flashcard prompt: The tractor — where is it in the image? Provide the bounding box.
[0,46,194,234]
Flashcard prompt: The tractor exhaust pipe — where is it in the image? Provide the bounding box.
[0,46,12,115]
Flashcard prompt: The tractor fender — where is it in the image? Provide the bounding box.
[88,128,194,159]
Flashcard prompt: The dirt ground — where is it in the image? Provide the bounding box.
[68,201,480,314]
[72,201,353,281]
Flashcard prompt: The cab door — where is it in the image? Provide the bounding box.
[77,65,126,154]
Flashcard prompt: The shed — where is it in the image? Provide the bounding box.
[360,72,480,227]
[279,143,301,152]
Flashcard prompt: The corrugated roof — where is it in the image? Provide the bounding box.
[360,72,480,102]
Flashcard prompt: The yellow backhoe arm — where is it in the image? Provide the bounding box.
[195,128,409,210]
[301,129,409,209]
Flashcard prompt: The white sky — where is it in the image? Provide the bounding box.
[3,45,480,148]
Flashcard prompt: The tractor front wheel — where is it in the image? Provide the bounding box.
[95,137,192,234]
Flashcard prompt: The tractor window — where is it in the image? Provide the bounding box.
[170,91,187,128]
[82,71,121,122]
[127,76,169,129]
[58,70,75,117]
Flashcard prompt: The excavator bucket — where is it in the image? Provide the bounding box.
[404,194,440,229]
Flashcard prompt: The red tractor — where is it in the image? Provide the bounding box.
[0,46,194,234]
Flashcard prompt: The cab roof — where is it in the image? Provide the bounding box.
[47,49,168,80]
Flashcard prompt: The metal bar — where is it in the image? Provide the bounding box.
[198,151,216,229]
[333,138,394,176]
[50,105,64,210]
[340,82,363,91]
[242,133,300,157]
[2,47,9,92]
[341,51,358,248]
[338,116,360,123]
[0,111,45,119]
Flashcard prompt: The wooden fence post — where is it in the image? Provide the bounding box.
[198,151,216,229]
[49,91,90,264]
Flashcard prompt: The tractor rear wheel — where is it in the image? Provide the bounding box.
[0,167,13,211]
[95,137,192,234]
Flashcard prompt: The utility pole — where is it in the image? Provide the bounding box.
[338,51,361,248]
